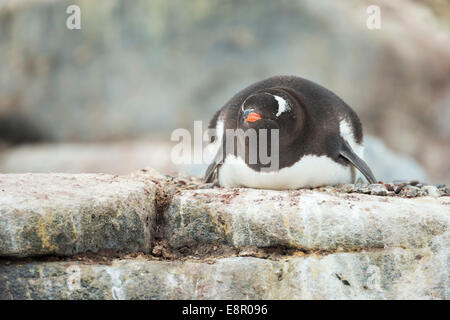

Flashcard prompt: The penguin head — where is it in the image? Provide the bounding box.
[239,90,303,140]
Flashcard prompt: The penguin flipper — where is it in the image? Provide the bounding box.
[339,140,377,184]
[204,160,219,183]
[204,139,225,183]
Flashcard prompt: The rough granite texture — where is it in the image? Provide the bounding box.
[0,173,157,257]
[1,247,448,299]
[164,188,450,252]
[0,169,449,299]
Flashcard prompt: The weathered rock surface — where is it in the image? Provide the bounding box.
[164,188,450,253]
[1,247,447,299]
[0,169,449,299]
[0,173,157,257]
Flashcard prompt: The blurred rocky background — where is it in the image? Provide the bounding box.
[0,0,448,184]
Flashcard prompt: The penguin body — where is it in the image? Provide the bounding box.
[204,75,376,189]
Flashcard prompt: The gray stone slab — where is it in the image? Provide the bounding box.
[0,173,157,257]
[1,247,447,299]
[164,188,450,252]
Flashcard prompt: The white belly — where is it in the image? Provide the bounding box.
[218,154,353,190]
[207,118,364,189]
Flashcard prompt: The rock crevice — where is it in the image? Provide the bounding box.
[0,168,449,299]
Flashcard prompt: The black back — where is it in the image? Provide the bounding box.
[208,75,364,171]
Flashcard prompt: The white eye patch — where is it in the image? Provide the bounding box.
[273,95,290,117]
[241,93,290,116]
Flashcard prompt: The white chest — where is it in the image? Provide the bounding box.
[218,154,354,190]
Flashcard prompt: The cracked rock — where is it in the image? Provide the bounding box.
[0,173,157,257]
[0,247,446,299]
[0,168,449,300]
[163,188,450,252]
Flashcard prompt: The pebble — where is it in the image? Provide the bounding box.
[394,183,407,194]
[399,185,421,198]
[197,178,447,198]
[355,184,371,194]
[438,187,449,196]
[329,180,447,198]
[337,184,357,193]
[422,185,441,198]
[368,184,388,196]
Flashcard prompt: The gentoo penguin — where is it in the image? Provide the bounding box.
[204,75,376,189]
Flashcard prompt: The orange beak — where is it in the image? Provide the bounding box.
[245,112,263,123]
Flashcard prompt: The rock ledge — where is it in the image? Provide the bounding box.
[0,169,449,299]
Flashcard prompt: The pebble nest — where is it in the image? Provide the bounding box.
[160,172,449,198]
[318,181,449,198]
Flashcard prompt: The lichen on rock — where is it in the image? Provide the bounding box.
[0,172,158,257]
[0,168,449,299]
